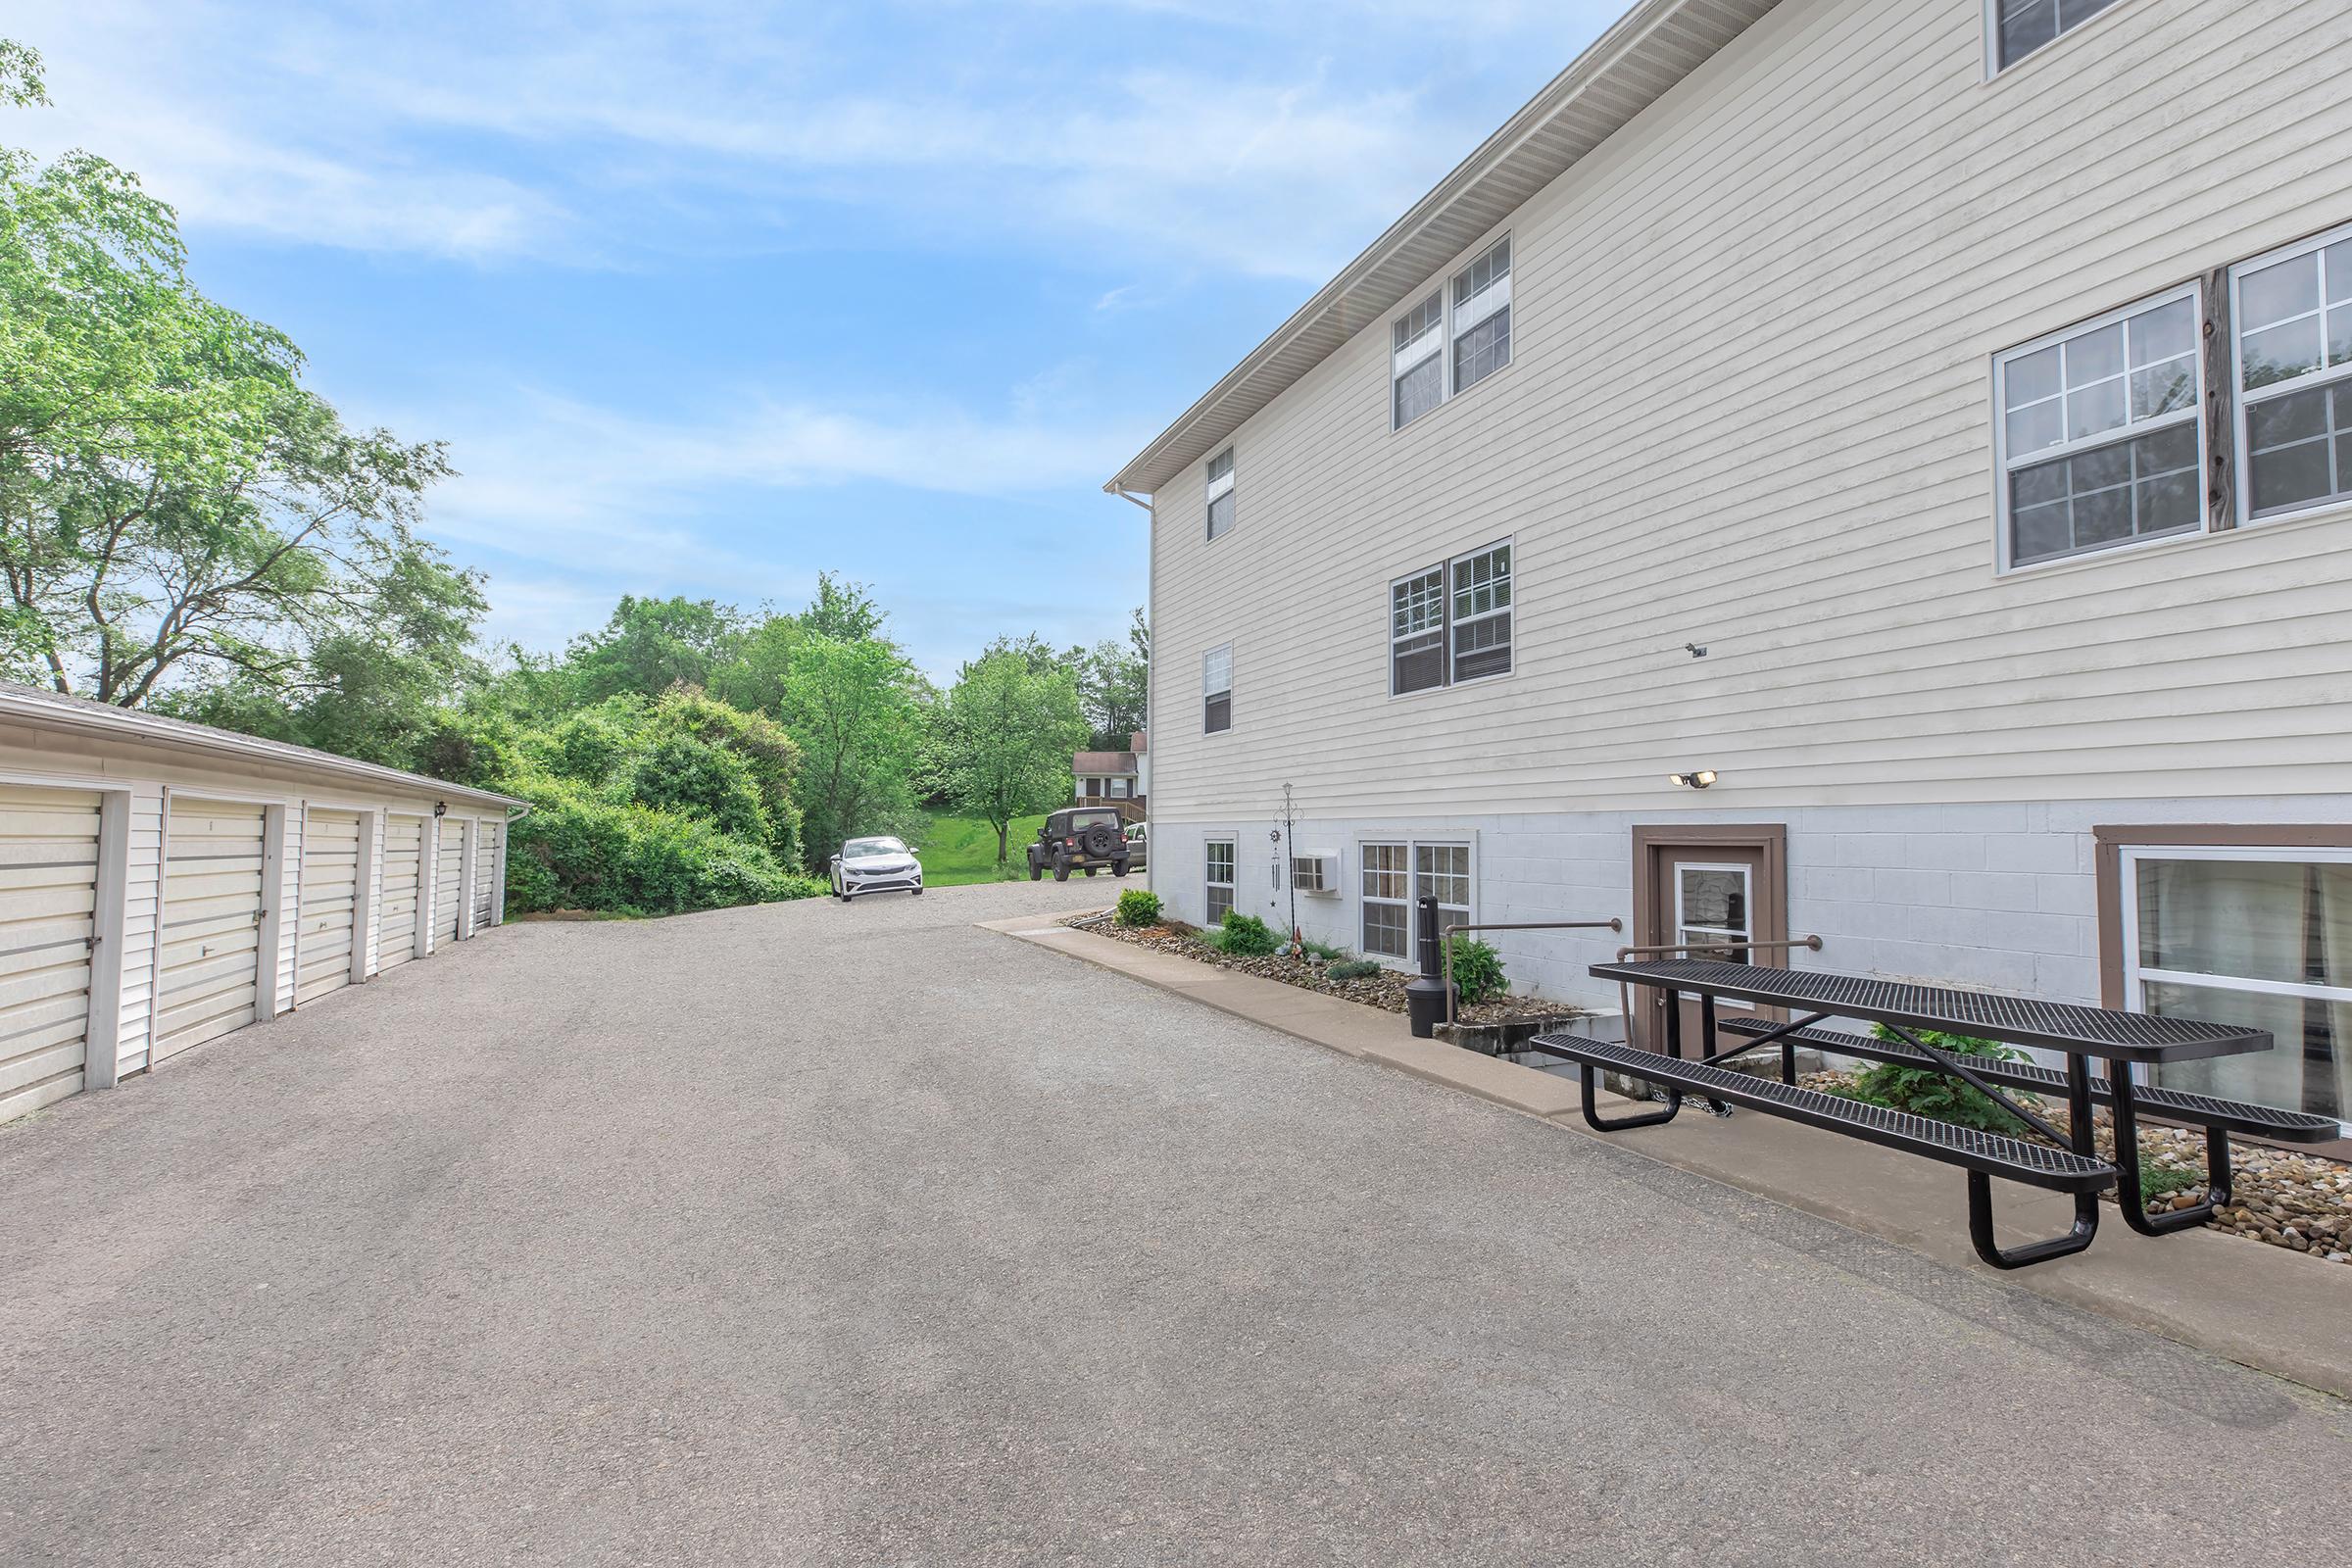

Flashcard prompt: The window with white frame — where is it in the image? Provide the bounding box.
[1989,0,2124,73]
[1390,540,1511,694]
[1359,843,1409,958]
[1996,288,2202,568]
[1201,643,1233,734]
[1205,839,1237,926]
[1415,843,1472,953]
[1451,238,1512,394]
[1392,292,1445,429]
[1205,448,1236,541]
[2122,847,2351,1124]
[2232,224,2352,523]
[1389,237,1512,429]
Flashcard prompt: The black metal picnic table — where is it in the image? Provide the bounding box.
[1529,957,2334,1270]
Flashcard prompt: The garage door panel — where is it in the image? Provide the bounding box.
[297,809,362,1005]
[377,817,425,971]
[0,785,101,1125]
[156,798,267,1061]
[437,835,464,943]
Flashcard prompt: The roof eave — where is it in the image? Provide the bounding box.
[1103,0,1779,497]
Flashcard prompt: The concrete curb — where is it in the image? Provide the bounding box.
[989,914,2352,1401]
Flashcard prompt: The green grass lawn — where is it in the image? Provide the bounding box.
[916,812,1050,886]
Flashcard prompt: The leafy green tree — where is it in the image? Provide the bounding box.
[2,54,464,709]
[797,572,885,642]
[1072,606,1149,750]
[937,642,1088,865]
[564,595,744,704]
[779,632,925,865]
[623,734,768,842]
[707,612,802,717]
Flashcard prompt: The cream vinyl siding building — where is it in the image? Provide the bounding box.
[0,683,523,1127]
[1110,0,2352,1130]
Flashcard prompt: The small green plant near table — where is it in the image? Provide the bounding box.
[1295,937,1343,960]
[1446,937,1509,1005]
[1207,910,1279,956]
[1115,889,1162,927]
[1831,1027,2031,1135]
[1326,958,1383,981]
[2136,1158,2202,1203]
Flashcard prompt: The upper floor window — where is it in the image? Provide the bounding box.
[1393,293,1444,429]
[1990,0,2124,73]
[1204,448,1236,541]
[2232,224,2352,523]
[1390,539,1512,694]
[1389,236,1512,430]
[1995,287,2202,569]
[1452,238,1512,394]
[1201,643,1233,734]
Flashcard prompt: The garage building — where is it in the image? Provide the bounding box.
[0,682,527,1126]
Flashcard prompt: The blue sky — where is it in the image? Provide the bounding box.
[5,0,1622,680]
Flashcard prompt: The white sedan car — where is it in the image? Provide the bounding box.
[829,836,924,902]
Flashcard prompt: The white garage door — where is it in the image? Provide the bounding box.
[0,785,102,1125]
[295,808,361,1005]
[471,820,502,931]
[156,798,268,1062]
[436,824,465,945]
[378,815,425,972]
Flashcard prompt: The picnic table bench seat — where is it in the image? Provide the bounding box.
[1712,1017,2340,1144]
[1525,1035,2118,1193]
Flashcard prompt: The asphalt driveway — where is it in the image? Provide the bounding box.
[2,879,2346,1566]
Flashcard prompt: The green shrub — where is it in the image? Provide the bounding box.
[2137,1158,2201,1202]
[1446,937,1509,1004]
[1296,937,1343,960]
[506,777,805,916]
[1115,889,1163,927]
[1327,958,1383,981]
[623,733,770,843]
[1840,1027,2031,1134]
[538,705,644,784]
[1217,910,1279,956]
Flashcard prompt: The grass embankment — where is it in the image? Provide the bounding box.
[916,812,1049,886]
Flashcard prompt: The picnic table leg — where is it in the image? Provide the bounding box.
[1964,1050,2103,1271]
[1579,983,1685,1130]
[2108,1068,2230,1237]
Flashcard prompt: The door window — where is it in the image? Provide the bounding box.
[1675,862,1751,963]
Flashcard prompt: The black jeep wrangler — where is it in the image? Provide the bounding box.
[1027,808,1133,882]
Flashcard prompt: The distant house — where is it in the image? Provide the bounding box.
[1104,0,2352,1129]
[1073,731,1147,820]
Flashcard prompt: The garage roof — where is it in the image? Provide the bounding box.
[1102,0,1781,498]
[0,681,529,811]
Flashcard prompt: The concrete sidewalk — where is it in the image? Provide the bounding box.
[988,911,2352,1399]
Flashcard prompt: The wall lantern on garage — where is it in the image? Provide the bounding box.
[1667,769,1718,790]
[434,801,447,816]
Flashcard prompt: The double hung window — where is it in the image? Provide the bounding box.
[1202,643,1233,734]
[1390,541,1511,693]
[2233,226,2352,523]
[1390,237,1512,429]
[1205,839,1237,926]
[1205,448,1236,541]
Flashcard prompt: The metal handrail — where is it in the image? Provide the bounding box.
[1440,918,1624,1028]
[1612,936,1824,1051]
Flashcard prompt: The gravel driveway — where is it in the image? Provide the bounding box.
[2,879,2346,1566]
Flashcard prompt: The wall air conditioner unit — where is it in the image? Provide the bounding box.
[1291,852,1340,895]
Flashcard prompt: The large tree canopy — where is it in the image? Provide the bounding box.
[937,640,1088,865]
[0,56,477,709]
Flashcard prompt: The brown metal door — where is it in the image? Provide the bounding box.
[1632,827,1788,1055]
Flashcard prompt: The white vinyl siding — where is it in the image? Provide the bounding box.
[1204,838,1236,925]
[1989,0,2125,74]
[1142,2,2352,828]
[1202,643,1233,735]
[1360,843,1409,958]
[1391,540,1511,695]
[2232,224,2352,524]
[1996,287,2202,569]
[1205,448,1236,541]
